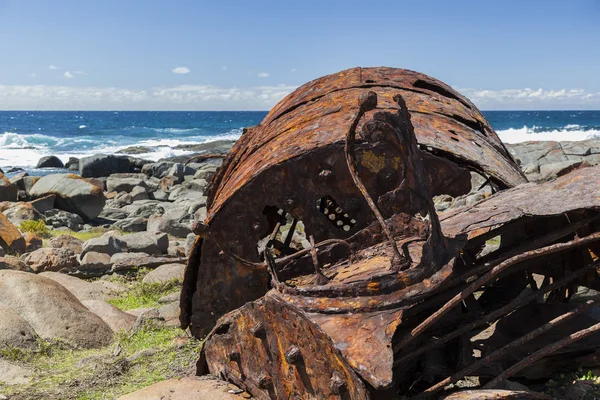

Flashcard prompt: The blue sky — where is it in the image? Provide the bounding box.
[0,0,598,110]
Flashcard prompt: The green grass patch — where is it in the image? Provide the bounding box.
[19,219,51,238]
[106,268,182,311]
[48,227,111,242]
[0,321,202,400]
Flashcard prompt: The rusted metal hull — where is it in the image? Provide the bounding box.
[183,67,600,399]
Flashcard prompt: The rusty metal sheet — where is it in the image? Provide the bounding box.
[441,165,600,238]
[202,295,370,400]
[206,67,525,223]
[307,309,403,389]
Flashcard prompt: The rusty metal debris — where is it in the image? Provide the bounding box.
[181,67,600,399]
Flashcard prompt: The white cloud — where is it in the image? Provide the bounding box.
[48,65,58,70]
[0,83,297,111]
[456,87,600,110]
[172,67,191,74]
[257,72,269,78]
[64,71,74,79]
[290,68,297,73]
[222,65,228,71]
[29,73,37,78]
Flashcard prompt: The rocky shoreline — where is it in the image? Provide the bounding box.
[1,137,600,398]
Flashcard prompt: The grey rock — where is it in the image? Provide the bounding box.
[3,202,44,226]
[0,303,37,349]
[167,163,195,184]
[142,263,185,284]
[158,291,180,304]
[131,185,149,201]
[0,172,17,202]
[79,154,131,178]
[8,171,29,190]
[157,301,180,326]
[113,217,147,233]
[0,270,113,348]
[20,247,78,273]
[151,190,169,201]
[147,213,192,238]
[21,176,41,194]
[119,232,168,255]
[183,178,209,193]
[99,208,130,220]
[81,235,128,257]
[44,209,84,231]
[141,161,175,179]
[82,300,137,333]
[30,194,56,213]
[36,155,64,169]
[78,252,112,275]
[0,255,32,272]
[110,253,187,272]
[29,173,106,220]
[185,233,197,256]
[48,234,84,254]
[106,176,148,193]
[65,157,79,171]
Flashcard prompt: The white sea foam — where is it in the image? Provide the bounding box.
[0,130,243,168]
[496,126,600,144]
[79,125,87,129]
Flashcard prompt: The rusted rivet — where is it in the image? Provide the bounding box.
[284,345,302,364]
[251,323,266,338]
[329,371,346,394]
[228,351,240,362]
[257,373,272,389]
[358,91,377,111]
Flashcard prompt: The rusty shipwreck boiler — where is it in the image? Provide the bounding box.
[180,67,600,399]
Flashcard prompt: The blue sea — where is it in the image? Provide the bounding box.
[1,110,599,173]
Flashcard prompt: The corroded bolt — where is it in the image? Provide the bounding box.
[228,351,240,362]
[284,345,302,364]
[257,373,272,389]
[329,371,346,394]
[251,323,266,339]
[358,91,378,111]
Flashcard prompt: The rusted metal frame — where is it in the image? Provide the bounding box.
[451,217,598,287]
[393,93,449,259]
[393,260,599,367]
[416,300,597,398]
[344,91,406,267]
[309,235,329,285]
[475,215,598,268]
[393,232,600,354]
[484,318,600,389]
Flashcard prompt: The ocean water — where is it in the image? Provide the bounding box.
[1,110,599,172]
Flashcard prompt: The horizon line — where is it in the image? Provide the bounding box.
[1,109,599,112]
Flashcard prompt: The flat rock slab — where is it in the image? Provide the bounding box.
[0,270,113,348]
[118,376,246,400]
[0,359,33,385]
[39,271,125,302]
[82,299,137,333]
[142,263,185,284]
